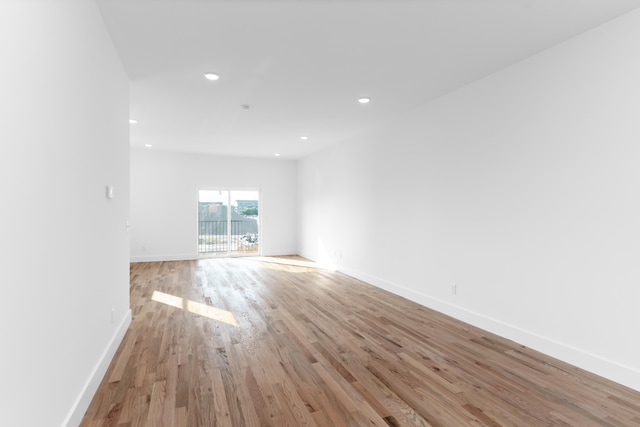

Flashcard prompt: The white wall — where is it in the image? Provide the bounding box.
[298,9,640,391]
[130,149,297,261]
[0,1,131,426]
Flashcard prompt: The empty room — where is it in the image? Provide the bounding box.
[3,1,640,426]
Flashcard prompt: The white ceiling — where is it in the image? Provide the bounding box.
[97,0,640,159]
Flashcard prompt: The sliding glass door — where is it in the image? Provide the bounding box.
[198,189,260,256]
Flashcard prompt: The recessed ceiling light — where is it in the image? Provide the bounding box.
[204,72,219,81]
[129,119,138,124]
[300,136,309,140]
[274,153,281,157]
[242,105,250,111]
[144,144,152,148]
[358,97,371,104]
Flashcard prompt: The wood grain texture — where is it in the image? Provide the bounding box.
[80,257,640,426]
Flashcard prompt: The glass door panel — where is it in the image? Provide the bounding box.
[230,190,260,256]
[198,190,229,254]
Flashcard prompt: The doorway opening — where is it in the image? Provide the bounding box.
[198,189,260,256]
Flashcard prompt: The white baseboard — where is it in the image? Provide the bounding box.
[130,253,197,263]
[131,250,299,263]
[63,310,132,427]
[338,265,640,393]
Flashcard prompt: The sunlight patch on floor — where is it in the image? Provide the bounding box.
[151,290,239,326]
[233,256,335,272]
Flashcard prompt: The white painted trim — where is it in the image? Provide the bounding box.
[130,254,197,263]
[131,250,299,263]
[63,309,132,427]
[337,265,640,393]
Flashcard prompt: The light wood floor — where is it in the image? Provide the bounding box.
[81,257,640,426]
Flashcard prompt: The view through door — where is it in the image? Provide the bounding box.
[198,190,260,256]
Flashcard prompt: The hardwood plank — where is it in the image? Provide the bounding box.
[79,257,640,426]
